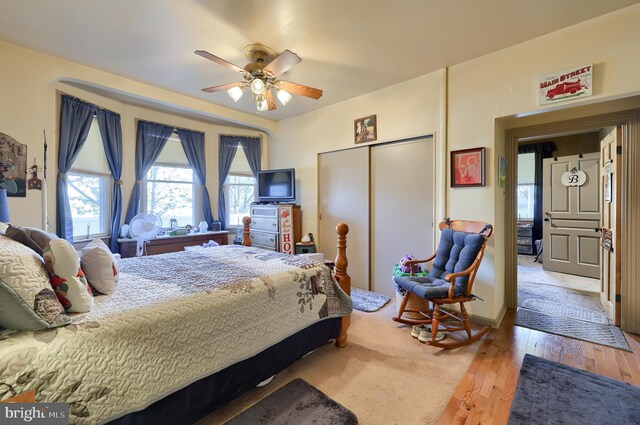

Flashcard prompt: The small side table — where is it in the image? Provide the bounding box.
[295,242,316,254]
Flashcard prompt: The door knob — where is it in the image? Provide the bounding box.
[595,227,602,233]
[544,218,550,222]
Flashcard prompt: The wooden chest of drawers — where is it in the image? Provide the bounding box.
[118,231,229,258]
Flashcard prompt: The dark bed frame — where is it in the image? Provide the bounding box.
[109,218,351,424]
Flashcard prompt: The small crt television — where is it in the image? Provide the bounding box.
[257,168,295,203]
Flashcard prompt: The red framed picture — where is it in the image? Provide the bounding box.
[451,147,485,188]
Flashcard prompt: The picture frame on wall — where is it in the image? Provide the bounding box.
[0,133,27,198]
[451,147,485,188]
[498,156,506,188]
[354,115,377,144]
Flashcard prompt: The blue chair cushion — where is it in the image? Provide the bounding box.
[394,275,464,299]
[427,228,485,296]
[392,228,486,300]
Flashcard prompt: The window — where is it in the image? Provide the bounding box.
[517,152,536,220]
[225,146,256,227]
[144,134,199,228]
[68,117,111,240]
[518,184,536,220]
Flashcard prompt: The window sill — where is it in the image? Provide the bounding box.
[73,236,110,250]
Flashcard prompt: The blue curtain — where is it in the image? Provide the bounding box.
[96,108,123,253]
[177,128,214,230]
[239,137,261,177]
[218,137,241,229]
[57,95,96,241]
[124,121,174,223]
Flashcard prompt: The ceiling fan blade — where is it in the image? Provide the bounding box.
[275,81,323,100]
[201,82,243,93]
[195,50,246,74]
[266,90,277,110]
[263,50,301,77]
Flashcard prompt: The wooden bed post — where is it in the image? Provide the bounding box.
[242,216,251,246]
[334,222,351,348]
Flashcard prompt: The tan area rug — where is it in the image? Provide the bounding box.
[197,303,480,425]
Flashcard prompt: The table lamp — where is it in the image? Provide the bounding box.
[0,188,9,223]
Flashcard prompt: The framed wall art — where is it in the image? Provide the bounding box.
[354,115,377,144]
[0,133,27,197]
[498,156,506,188]
[451,147,485,188]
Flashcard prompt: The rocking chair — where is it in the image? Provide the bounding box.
[392,219,493,348]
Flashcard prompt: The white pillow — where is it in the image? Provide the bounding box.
[43,239,94,313]
[81,239,119,295]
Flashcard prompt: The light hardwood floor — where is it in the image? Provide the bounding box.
[437,309,640,425]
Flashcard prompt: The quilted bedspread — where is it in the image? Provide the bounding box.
[0,245,352,424]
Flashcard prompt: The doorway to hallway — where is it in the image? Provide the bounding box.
[511,128,629,350]
[504,106,640,335]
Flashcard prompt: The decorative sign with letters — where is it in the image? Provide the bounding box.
[279,204,294,254]
[561,169,587,187]
[539,64,592,105]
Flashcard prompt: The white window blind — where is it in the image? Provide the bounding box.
[230,145,252,174]
[155,134,189,165]
[72,117,110,174]
[517,153,535,184]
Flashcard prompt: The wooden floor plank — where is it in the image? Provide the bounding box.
[438,308,640,425]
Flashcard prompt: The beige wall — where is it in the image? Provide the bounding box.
[274,4,640,322]
[448,4,640,320]
[272,69,446,242]
[0,40,273,231]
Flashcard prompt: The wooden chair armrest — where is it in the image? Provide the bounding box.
[404,252,437,276]
[443,256,482,298]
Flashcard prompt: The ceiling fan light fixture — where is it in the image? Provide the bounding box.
[250,78,266,95]
[227,86,244,102]
[277,89,292,106]
[257,97,268,112]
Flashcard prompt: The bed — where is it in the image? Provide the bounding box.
[0,220,352,424]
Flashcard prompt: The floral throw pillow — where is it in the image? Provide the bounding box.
[43,239,94,313]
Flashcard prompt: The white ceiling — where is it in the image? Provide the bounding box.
[0,0,638,121]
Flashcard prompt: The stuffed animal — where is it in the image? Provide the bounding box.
[399,254,421,274]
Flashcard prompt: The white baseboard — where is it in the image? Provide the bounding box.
[469,304,508,329]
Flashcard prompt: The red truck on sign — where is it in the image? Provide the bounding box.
[546,79,583,99]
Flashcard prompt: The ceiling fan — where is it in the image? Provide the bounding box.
[195,44,323,112]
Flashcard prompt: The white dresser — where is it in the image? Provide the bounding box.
[249,204,301,252]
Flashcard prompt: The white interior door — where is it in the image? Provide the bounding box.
[600,126,621,325]
[370,138,434,298]
[318,148,369,290]
[542,152,601,278]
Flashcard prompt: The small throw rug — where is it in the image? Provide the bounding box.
[516,280,631,351]
[508,354,640,425]
[521,298,610,325]
[351,288,390,312]
[515,308,631,351]
[223,378,358,425]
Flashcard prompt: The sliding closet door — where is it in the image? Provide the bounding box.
[370,138,434,298]
[318,148,369,290]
